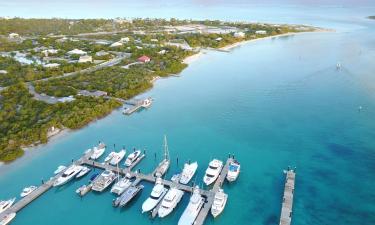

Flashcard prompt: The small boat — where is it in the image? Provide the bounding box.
[178,186,205,225]
[54,165,66,175]
[53,165,83,187]
[113,185,144,207]
[90,142,106,160]
[141,177,168,213]
[20,186,37,198]
[76,166,91,179]
[76,184,92,196]
[211,189,227,218]
[110,176,132,195]
[109,149,126,166]
[336,62,341,70]
[0,212,16,225]
[171,173,181,183]
[124,150,141,167]
[91,170,116,192]
[141,97,153,108]
[203,159,223,185]
[158,187,184,218]
[0,198,16,213]
[179,162,198,185]
[104,152,116,163]
[226,160,240,182]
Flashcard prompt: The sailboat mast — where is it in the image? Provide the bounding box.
[163,135,170,161]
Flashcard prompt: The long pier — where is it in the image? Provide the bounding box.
[279,169,296,225]
[0,149,234,225]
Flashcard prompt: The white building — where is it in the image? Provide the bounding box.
[215,37,223,41]
[110,42,123,47]
[120,37,130,43]
[42,49,58,56]
[43,63,60,68]
[158,49,166,55]
[255,30,267,35]
[67,49,87,55]
[78,55,92,63]
[234,32,246,38]
[95,50,109,57]
[150,38,158,42]
[0,70,8,74]
[8,33,20,39]
[58,96,75,103]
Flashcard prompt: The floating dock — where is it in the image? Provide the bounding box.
[123,97,152,115]
[0,148,233,225]
[279,169,296,225]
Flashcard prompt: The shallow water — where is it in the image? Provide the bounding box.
[1,4,375,225]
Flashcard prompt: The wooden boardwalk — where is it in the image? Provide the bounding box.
[279,169,296,225]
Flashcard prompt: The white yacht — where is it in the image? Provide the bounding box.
[0,198,16,213]
[211,189,228,218]
[124,150,141,167]
[203,159,223,185]
[142,177,168,213]
[109,149,126,166]
[141,97,153,108]
[91,170,116,192]
[89,142,106,160]
[110,176,132,195]
[178,186,205,225]
[0,212,16,225]
[20,186,37,198]
[226,160,240,182]
[104,152,116,163]
[179,162,198,185]
[53,165,82,187]
[158,187,184,218]
[75,166,91,179]
[54,165,66,174]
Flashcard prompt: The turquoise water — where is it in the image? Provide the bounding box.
[1,4,375,225]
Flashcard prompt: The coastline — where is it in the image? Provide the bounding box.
[0,29,323,165]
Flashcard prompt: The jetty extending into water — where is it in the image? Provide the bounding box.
[123,97,153,115]
[279,168,296,225]
[0,147,234,225]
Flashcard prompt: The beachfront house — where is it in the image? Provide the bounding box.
[138,55,151,63]
[78,55,92,63]
[234,31,246,38]
[255,30,267,35]
[67,49,87,55]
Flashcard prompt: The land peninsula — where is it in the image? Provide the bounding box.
[0,18,319,162]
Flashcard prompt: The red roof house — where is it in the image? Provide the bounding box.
[138,55,151,63]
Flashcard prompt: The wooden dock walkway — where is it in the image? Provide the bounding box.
[279,169,296,225]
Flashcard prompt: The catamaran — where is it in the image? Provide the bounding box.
[0,212,16,225]
[113,185,144,207]
[211,189,227,218]
[91,170,116,192]
[53,165,83,187]
[20,186,37,198]
[226,160,240,182]
[141,177,168,213]
[158,187,184,218]
[89,142,106,160]
[111,176,132,195]
[124,150,141,167]
[178,186,205,225]
[154,135,170,177]
[179,162,198,185]
[75,166,91,179]
[109,149,126,166]
[203,159,223,185]
[0,198,16,213]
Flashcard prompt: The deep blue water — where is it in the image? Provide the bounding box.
[1,3,375,225]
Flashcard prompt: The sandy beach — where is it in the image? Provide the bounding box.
[182,51,205,65]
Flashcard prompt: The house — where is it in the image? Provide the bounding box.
[8,33,20,39]
[0,70,7,74]
[42,49,58,56]
[95,50,109,57]
[110,42,123,47]
[255,30,267,35]
[78,55,92,63]
[58,96,75,103]
[215,37,223,41]
[43,63,60,68]
[67,49,87,55]
[135,46,143,49]
[150,38,158,42]
[158,49,166,55]
[120,37,130,43]
[234,32,245,38]
[138,55,151,63]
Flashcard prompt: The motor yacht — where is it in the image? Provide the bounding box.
[89,142,106,160]
[0,198,16,213]
[179,162,198,185]
[91,170,116,192]
[158,187,184,218]
[226,160,240,182]
[53,165,82,187]
[0,212,16,225]
[124,150,141,167]
[178,186,205,225]
[109,149,126,166]
[20,186,37,198]
[211,189,227,218]
[141,177,168,213]
[110,176,132,195]
[75,166,91,179]
[203,159,223,185]
[113,185,144,207]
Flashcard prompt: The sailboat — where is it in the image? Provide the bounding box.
[154,135,170,177]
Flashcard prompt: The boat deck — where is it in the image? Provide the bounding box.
[279,169,296,225]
